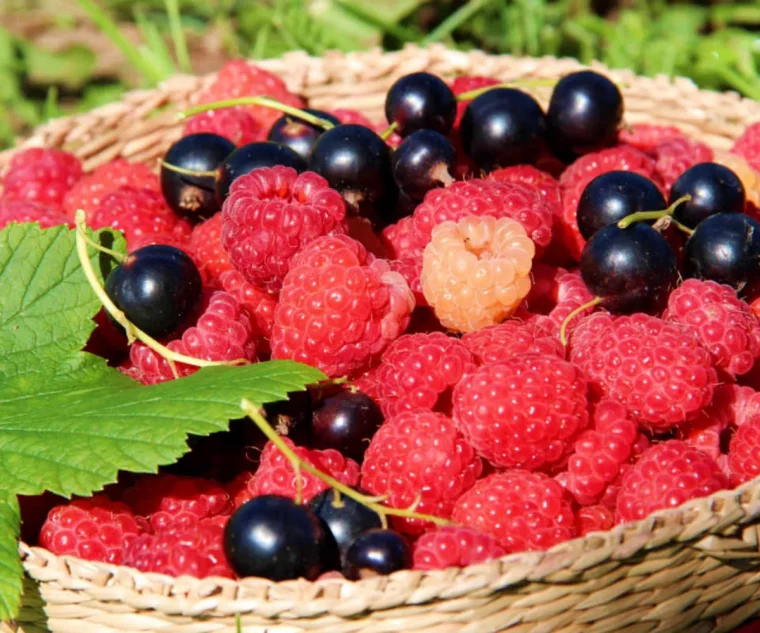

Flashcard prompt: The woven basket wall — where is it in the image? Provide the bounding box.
[2,44,760,633]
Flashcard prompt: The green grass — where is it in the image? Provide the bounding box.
[2,0,760,150]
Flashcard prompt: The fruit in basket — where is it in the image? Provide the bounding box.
[670,162,746,228]
[391,129,455,201]
[311,390,384,462]
[384,72,457,137]
[267,109,341,161]
[342,528,411,579]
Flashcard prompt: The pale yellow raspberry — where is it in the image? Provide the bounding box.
[421,215,535,333]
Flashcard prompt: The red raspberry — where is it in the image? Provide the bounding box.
[228,437,360,505]
[219,269,276,346]
[615,440,728,523]
[2,147,82,208]
[188,213,233,287]
[664,279,760,379]
[382,216,428,306]
[452,470,577,553]
[732,122,760,173]
[199,60,305,135]
[452,354,589,471]
[728,414,760,486]
[182,108,261,145]
[569,312,717,431]
[90,186,191,250]
[354,332,476,418]
[0,199,71,230]
[63,159,159,220]
[121,475,231,532]
[39,497,145,565]
[487,165,561,221]
[329,108,375,128]
[271,234,414,377]
[519,264,595,334]
[461,319,564,365]
[121,290,256,385]
[562,399,638,506]
[556,146,659,261]
[124,518,233,579]
[576,505,615,536]
[654,137,713,194]
[412,526,505,570]
[450,75,500,129]
[618,124,685,154]
[361,410,482,534]
[221,166,347,292]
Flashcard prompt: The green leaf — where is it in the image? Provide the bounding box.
[0,490,21,622]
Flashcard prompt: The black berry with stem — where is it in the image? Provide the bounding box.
[576,171,666,240]
[384,72,457,137]
[161,133,235,222]
[391,129,455,201]
[459,88,546,172]
[547,70,623,160]
[309,489,383,570]
[216,141,308,203]
[267,109,341,161]
[670,162,745,229]
[684,213,760,293]
[311,390,384,462]
[342,528,411,580]
[224,494,325,581]
[105,244,203,339]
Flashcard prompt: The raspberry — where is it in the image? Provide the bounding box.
[360,410,482,534]
[182,108,261,145]
[121,290,256,385]
[188,213,233,287]
[382,216,428,306]
[413,178,553,251]
[199,60,305,134]
[2,147,82,208]
[556,146,659,260]
[124,518,233,579]
[453,354,589,471]
[486,165,561,222]
[569,312,717,431]
[729,414,760,486]
[654,137,714,194]
[520,264,595,334]
[412,526,505,570]
[329,108,375,128]
[63,159,159,220]
[461,319,564,365]
[219,269,276,345]
[732,122,760,173]
[452,471,577,553]
[354,332,476,418]
[421,215,535,332]
[664,279,760,378]
[39,497,145,565]
[228,437,360,505]
[615,440,728,523]
[90,186,191,250]
[576,505,615,536]
[562,399,638,505]
[450,75,500,129]
[271,234,414,377]
[221,166,347,292]
[121,474,231,532]
[618,124,685,154]
[0,199,71,230]
[714,152,760,220]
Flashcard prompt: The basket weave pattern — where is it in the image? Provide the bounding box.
[3,44,760,633]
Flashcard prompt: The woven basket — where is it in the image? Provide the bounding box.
[3,44,760,633]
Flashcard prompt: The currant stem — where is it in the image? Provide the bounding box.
[455,78,558,102]
[180,97,337,130]
[159,160,218,179]
[379,121,398,140]
[79,228,127,263]
[616,194,692,229]
[559,296,603,346]
[240,398,452,527]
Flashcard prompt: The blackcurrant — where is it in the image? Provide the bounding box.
[576,171,665,240]
[267,109,341,161]
[311,390,384,462]
[161,133,235,222]
[342,529,411,580]
[391,129,455,201]
[547,70,623,159]
[580,223,678,314]
[216,141,308,203]
[105,244,202,338]
[671,162,745,228]
[384,72,457,137]
[309,489,382,569]
[684,213,760,292]
[310,124,394,208]
[460,88,546,172]
[223,495,324,581]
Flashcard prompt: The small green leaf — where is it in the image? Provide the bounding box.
[0,490,21,622]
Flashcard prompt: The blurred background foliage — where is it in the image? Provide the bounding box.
[1,0,759,149]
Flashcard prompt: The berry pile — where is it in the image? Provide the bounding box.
[7,60,760,584]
